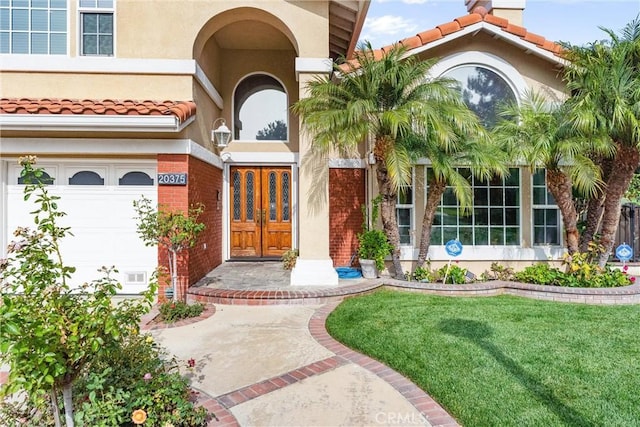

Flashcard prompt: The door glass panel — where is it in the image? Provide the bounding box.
[282,172,290,221]
[246,172,254,220]
[233,171,240,221]
[269,172,276,221]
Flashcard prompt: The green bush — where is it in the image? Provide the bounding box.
[73,333,208,427]
[513,259,633,288]
[513,263,563,285]
[412,266,433,282]
[158,301,205,323]
[436,264,468,284]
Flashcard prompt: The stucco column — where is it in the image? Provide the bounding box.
[291,71,338,286]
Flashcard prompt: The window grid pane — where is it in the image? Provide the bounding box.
[427,167,520,245]
[396,171,414,246]
[532,169,561,245]
[81,12,113,56]
[0,1,66,54]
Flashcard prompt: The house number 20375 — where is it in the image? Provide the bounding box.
[158,173,187,186]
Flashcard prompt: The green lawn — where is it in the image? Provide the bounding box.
[326,290,640,427]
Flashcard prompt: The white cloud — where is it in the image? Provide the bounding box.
[360,15,419,44]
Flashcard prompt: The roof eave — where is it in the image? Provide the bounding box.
[406,22,566,67]
[0,114,195,133]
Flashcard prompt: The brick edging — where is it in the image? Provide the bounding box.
[187,280,640,306]
[309,303,461,427]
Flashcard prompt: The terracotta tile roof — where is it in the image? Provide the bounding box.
[340,8,563,72]
[0,98,197,123]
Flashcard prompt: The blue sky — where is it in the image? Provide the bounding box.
[360,0,640,48]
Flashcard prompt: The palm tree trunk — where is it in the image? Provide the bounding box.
[546,169,580,254]
[597,144,639,267]
[375,163,404,279]
[417,180,446,267]
[579,193,605,252]
[579,158,611,251]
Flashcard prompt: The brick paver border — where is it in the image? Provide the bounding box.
[188,279,640,306]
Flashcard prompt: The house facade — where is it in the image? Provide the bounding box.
[0,0,370,293]
[0,0,568,292]
[367,0,569,273]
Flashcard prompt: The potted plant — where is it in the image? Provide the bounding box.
[358,196,393,278]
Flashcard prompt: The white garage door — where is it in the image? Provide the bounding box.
[4,161,158,295]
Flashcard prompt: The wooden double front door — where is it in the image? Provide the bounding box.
[230,166,292,258]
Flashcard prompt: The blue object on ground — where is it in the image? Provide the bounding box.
[336,267,362,279]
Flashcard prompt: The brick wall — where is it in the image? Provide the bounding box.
[329,168,365,267]
[187,156,223,283]
[157,154,222,300]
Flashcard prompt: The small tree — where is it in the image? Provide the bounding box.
[0,157,156,427]
[133,196,205,302]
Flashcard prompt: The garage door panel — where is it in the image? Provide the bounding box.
[6,178,157,294]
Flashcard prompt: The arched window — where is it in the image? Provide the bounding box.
[18,171,54,185]
[234,74,288,141]
[119,171,154,186]
[442,65,516,129]
[69,170,104,185]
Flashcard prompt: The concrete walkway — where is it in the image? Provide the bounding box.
[151,303,459,427]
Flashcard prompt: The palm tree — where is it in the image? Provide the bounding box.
[563,17,640,266]
[293,43,492,277]
[493,91,611,254]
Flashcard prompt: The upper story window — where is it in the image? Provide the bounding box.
[443,65,516,129]
[234,74,288,141]
[79,0,113,56]
[0,0,67,55]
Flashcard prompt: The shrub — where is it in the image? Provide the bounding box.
[514,263,563,285]
[412,265,433,282]
[281,249,299,270]
[158,301,205,323]
[436,264,468,284]
[72,333,208,426]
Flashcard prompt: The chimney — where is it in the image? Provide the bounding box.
[466,0,526,26]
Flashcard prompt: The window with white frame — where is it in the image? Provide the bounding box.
[428,167,521,246]
[396,173,413,245]
[234,74,288,141]
[532,169,561,245]
[79,0,113,56]
[0,0,67,54]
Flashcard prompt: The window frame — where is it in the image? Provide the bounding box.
[78,0,114,57]
[232,73,289,143]
[396,168,414,246]
[0,0,68,55]
[426,167,522,246]
[531,169,562,246]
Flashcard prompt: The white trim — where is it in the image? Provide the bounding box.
[295,57,333,80]
[218,151,298,164]
[195,63,223,109]
[0,114,193,132]
[398,245,565,261]
[328,158,366,168]
[0,55,195,74]
[429,51,529,100]
[407,22,565,66]
[290,259,339,286]
[0,138,223,170]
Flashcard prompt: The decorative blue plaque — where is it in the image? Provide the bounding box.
[615,244,633,262]
[445,239,463,257]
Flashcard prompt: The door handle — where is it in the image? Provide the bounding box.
[262,209,266,224]
[256,209,261,225]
